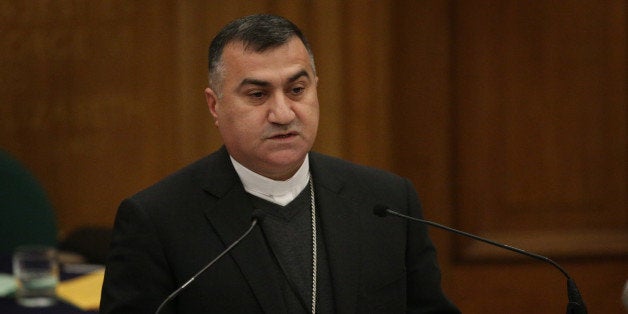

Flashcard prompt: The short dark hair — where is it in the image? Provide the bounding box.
[208,14,315,94]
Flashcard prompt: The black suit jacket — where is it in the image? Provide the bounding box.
[100,147,459,313]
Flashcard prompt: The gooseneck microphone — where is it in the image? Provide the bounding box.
[373,204,587,314]
[155,211,262,314]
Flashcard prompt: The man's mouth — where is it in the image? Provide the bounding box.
[270,132,297,139]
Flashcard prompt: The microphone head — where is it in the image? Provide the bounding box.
[373,204,390,217]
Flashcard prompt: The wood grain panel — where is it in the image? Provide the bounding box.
[308,0,345,157]
[340,1,393,168]
[392,0,627,313]
[452,0,627,259]
[0,1,180,235]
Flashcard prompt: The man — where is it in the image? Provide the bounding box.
[100,14,459,313]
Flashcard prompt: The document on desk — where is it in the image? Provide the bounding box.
[0,273,16,297]
[56,268,105,311]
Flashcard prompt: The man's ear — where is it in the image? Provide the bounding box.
[204,87,219,126]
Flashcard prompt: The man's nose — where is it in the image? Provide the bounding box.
[268,94,296,124]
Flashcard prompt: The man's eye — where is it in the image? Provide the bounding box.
[291,86,305,95]
[249,91,265,98]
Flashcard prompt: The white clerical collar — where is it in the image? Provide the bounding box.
[230,155,310,206]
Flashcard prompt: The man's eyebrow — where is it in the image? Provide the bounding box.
[237,69,311,89]
[239,78,270,88]
[288,69,310,83]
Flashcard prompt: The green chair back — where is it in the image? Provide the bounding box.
[0,149,57,254]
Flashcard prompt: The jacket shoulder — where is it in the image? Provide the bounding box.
[310,151,406,184]
[128,148,234,206]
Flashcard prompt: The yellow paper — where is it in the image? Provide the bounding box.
[56,269,105,311]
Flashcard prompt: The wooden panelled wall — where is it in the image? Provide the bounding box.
[1,1,625,313]
[392,1,627,313]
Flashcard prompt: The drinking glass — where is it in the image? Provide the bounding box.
[12,245,59,307]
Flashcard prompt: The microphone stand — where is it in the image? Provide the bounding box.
[374,205,587,314]
[154,218,259,314]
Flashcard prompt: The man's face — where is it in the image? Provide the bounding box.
[205,37,319,180]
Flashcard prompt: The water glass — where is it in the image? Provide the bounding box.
[12,245,59,307]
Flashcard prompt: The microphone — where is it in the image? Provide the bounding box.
[373,204,587,314]
[155,211,262,314]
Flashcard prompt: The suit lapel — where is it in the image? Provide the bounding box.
[198,148,287,313]
[311,154,362,314]
[197,149,365,313]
